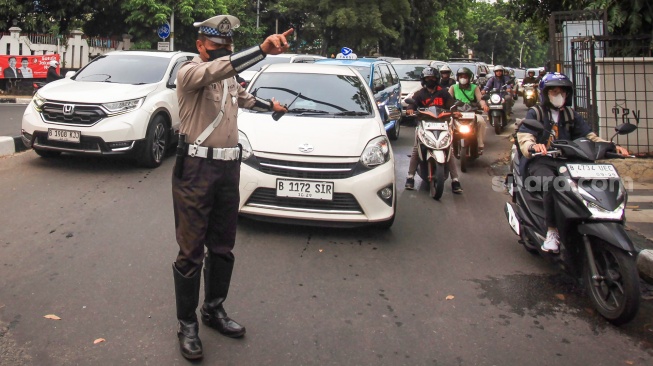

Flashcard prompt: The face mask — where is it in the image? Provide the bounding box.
[425,80,438,88]
[207,48,232,61]
[549,93,565,108]
[459,78,468,85]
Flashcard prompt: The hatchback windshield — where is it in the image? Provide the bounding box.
[243,56,293,73]
[393,64,427,81]
[73,55,171,84]
[248,73,374,115]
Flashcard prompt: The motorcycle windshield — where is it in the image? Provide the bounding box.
[418,106,449,120]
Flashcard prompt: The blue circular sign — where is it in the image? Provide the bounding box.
[158,24,171,39]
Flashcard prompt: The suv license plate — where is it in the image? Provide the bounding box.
[276,179,334,200]
[48,128,81,143]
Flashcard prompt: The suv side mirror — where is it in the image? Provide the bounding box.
[65,71,76,79]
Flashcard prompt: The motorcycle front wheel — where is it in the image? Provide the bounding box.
[460,142,469,173]
[584,240,640,325]
[429,161,445,200]
[494,116,503,135]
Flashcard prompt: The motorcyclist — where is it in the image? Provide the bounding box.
[438,65,456,88]
[535,68,546,83]
[405,67,463,193]
[448,67,488,155]
[46,60,63,83]
[516,72,630,253]
[522,70,538,85]
[482,65,514,118]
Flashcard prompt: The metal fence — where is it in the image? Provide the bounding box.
[570,35,653,154]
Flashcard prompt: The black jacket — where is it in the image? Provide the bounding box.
[46,67,63,83]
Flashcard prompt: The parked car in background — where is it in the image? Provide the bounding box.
[316,56,402,140]
[430,60,450,70]
[239,53,326,85]
[239,63,396,228]
[447,59,490,86]
[22,50,197,167]
[391,59,437,122]
[513,67,526,96]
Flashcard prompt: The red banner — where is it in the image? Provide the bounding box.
[0,54,60,79]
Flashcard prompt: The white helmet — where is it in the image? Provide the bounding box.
[50,60,59,67]
[439,65,452,73]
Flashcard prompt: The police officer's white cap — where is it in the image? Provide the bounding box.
[193,15,240,45]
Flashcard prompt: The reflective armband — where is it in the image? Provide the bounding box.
[252,97,273,112]
[230,46,266,73]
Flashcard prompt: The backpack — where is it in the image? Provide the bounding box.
[513,104,574,158]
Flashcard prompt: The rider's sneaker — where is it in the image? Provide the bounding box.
[405,177,415,190]
[541,230,560,253]
[478,147,484,155]
[451,181,463,194]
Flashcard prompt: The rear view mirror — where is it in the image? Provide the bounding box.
[404,98,415,105]
[384,105,391,122]
[65,71,76,78]
[521,118,544,132]
[615,123,637,135]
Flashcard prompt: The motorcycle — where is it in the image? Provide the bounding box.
[483,84,509,135]
[32,81,47,96]
[452,101,482,172]
[405,98,454,200]
[522,83,537,108]
[504,119,640,325]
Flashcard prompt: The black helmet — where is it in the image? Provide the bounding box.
[456,67,473,79]
[528,70,535,76]
[420,66,440,85]
[538,72,574,106]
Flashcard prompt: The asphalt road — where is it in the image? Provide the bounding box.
[0,104,28,137]
[1,102,651,365]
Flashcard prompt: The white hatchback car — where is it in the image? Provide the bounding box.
[22,50,197,167]
[238,63,396,227]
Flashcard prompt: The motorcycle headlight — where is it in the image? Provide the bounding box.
[360,136,391,168]
[238,130,253,160]
[525,90,534,97]
[32,93,46,112]
[490,94,502,104]
[418,127,438,149]
[102,98,144,115]
[459,125,471,134]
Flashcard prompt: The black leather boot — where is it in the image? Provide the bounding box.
[200,252,246,338]
[173,263,203,360]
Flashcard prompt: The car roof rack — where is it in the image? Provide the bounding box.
[447,58,483,62]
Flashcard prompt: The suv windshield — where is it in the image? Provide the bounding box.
[447,62,478,77]
[249,73,373,115]
[74,55,171,84]
[392,64,427,81]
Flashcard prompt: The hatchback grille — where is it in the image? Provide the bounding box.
[256,157,357,179]
[246,188,362,213]
[41,102,106,125]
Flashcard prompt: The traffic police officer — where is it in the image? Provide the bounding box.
[172,14,292,360]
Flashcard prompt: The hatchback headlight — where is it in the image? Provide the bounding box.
[360,136,390,168]
[102,98,144,115]
[32,93,46,112]
[238,130,253,160]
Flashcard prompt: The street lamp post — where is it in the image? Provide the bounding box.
[256,0,260,29]
[519,41,525,68]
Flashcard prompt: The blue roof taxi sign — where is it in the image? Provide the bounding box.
[336,47,357,60]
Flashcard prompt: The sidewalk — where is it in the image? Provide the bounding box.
[0,95,32,156]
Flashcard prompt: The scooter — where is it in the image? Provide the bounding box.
[452,101,482,172]
[504,119,640,325]
[484,85,509,135]
[522,83,537,108]
[405,98,454,200]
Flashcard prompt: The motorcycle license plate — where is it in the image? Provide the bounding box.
[276,179,334,200]
[460,112,476,119]
[566,164,619,179]
[423,122,448,130]
[48,128,81,143]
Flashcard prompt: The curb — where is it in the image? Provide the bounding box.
[0,136,28,157]
[637,250,653,284]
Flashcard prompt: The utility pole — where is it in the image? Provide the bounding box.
[257,0,260,29]
[519,41,525,68]
[170,11,175,51]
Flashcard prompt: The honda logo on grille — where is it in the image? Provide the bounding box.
[63,104,75,116]
[298,143,314,153]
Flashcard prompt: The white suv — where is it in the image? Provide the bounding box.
[21,50,196,167]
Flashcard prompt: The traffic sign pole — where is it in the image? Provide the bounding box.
[170,12,174,51]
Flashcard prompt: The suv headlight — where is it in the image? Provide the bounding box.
[102,98,144,115]
[32,93,46,112]
[238,130,253,160]
[360,136,390,168]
